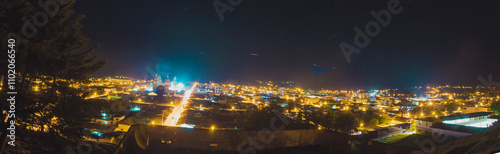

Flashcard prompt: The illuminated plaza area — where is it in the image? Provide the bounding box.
[443,118,498,128]
[441,112,498,128]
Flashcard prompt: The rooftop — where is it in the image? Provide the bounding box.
[442,112,492,121]
[430,122,488,134]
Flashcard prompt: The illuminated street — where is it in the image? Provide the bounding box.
[164,83,198,126]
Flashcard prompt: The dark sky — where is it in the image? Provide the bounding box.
[73,0,500,90]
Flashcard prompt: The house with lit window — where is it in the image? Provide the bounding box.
[94,112,125,126]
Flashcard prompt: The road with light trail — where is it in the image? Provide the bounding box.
[163,82,198,126]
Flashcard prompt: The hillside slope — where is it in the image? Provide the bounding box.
[436,124,500,154]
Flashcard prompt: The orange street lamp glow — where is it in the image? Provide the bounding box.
[164,83,198,126]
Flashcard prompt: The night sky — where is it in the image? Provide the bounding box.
[73,0,500,89]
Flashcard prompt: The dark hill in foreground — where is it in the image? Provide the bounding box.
[436,124,500,154]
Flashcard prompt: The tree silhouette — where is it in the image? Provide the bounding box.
[490,101,500,115]
[369,118,379,126]
[332,111,359,133]
[1,0,105,152]
[444,102,460,114]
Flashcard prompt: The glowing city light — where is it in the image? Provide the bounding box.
[180,124,195,129]
[171,83,186,92]
[164,83,198,126]
[130,106,141,111]
[92,131,103,137]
